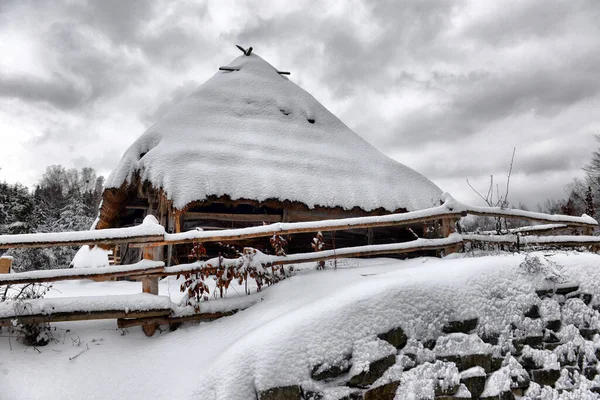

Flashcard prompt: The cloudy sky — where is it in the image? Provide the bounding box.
[1,0,599,209]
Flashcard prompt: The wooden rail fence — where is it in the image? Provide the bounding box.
[0,194,597,337]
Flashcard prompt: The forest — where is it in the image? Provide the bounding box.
[0,165,104,271]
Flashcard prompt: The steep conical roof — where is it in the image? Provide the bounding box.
[105,53,442,212]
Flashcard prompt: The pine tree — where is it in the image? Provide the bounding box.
[585,186,595,217]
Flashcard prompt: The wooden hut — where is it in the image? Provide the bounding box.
[96,48,443,264]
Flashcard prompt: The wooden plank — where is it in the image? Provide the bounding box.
[466,209,596,228]
[0,309,171,327]
[117,310,238,329]
[183,212,282,223]
[0,257,12,274]
[0,264,165,286]
[462,235,600,247]
[0,234,164,250]
[125,205,150,210]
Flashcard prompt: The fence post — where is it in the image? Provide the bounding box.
[0,256,12,274]
[141,247,160,337]
[441,218,458,255]
[584,226,594,236]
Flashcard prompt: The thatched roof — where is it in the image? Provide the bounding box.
[104,52,442,213]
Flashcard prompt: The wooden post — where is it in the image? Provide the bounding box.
[0,256,13,274]
[441,218,458,256]
[141,247,160,337]
[584,226,594,236]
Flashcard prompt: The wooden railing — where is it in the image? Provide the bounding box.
[0,194,597,337]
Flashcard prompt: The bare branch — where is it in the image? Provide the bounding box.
[504,147,516,208]
[467,178,492,206]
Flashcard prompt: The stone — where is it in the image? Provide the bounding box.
[377,327,407,350]
[500,392,515,400]
[524,304,541,319]
[565,366,579,376]
[437,355,461,369]
[520,355,538,370]
[523,336,544,348]
[530,369,561,387]
[582,293,594,305]
[422,338,436,350]
[513,336,543,355]
[442,318,478,334]
[461,353,493,373]
[545,319,562,332]
[544,331,560,343]
[460,375,486,398]
[311,355,352,381]
[584,366,598,380]
[480,391,515,400]
[302,391,323,400]
[347,355,396,388]
[510,373,530,390]
[258,385,302,400]
[481,331,500,345]
[434,381,459,397]
[536,289,553,298]
[363,382,399,400]
[543,343,561,351]
[339,392,363,400]
[491,357,504,372]
[555,285,579,296]
[580,328,599,341]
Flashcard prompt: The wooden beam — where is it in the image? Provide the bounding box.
[467,210,596,228]
[0,234,164,250]
[219,66,241,71]
[183,212,282,223]
[141,247,160,337]
[462,234,600,247]
[116,310,238,329]
[0,309,171,327]
[125,205,149,210]
[0,264,165,286]
[277,71,290,75]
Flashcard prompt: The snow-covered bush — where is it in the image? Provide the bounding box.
[519,254,566,283]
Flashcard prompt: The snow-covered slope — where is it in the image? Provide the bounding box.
[3,253,600,399]
[105,53,442,212]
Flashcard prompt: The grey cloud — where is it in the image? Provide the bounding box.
[65,0,157,45]
[0,74,91,109]
[463,0,600,46]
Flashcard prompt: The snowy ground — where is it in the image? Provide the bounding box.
[1,252,600,399]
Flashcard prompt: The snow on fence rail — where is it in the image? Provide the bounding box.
[0,193,597,337]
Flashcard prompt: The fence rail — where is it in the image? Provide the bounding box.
[0,193,597,337]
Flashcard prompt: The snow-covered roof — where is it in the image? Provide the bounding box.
[106,52,442,212]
